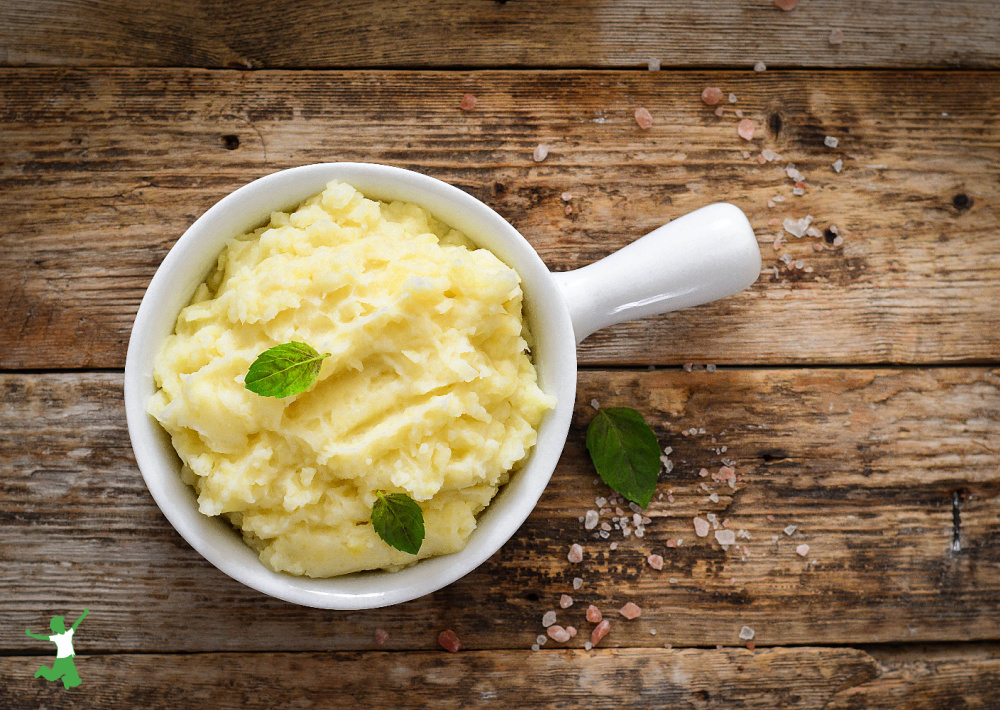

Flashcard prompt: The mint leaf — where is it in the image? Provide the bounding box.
[585,407,661,507]
[371,492,425,555]
[244,341,330,398]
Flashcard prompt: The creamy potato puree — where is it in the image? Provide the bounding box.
[148,180,555,577]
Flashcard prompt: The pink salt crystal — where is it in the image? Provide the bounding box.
[757,154,768,165]
[714,106,725,117]
[568,543,583,563]
[532,144,549,162]
[635,107,653,129]
[648,554,664,570]
[742,150,751,159]
[737,119,756,141]
[774,0,798,10]
[772,236,784,251]
[694,517,710,537]
[796,543,810,557]
[561,191,573,202]
[375,628,389,645]
[586,605,603,623]
[766,514,776,521]
[829,28,844,45]
[438,629,462,653]
[813,242,825,252]
[560,594,574,609]
[565,204,573,215]
[547,625,571,643]
[619,602,642,620]
[542,610,557,627]
[567,626,578,638]
[701,87,724,105]
[715,529,736,547]
[591,619,611,646]
[699,468,709,477]
[768,218,779,226]
[833,235,844,247]
[459,93,477,111]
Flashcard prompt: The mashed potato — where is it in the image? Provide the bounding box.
[148,180,555,577]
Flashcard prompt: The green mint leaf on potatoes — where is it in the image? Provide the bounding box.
[244,341,330,398]
[585,407,661,508]
[372,492,425,555]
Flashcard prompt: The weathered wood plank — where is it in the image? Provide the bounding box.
[2,1,999,69]
[1,69,998,369]
[3,647,999,709]
[1,369,997,652]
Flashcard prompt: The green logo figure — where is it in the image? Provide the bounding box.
[25,609,89,689]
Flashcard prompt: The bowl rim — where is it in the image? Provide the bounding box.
[123,162,577,608]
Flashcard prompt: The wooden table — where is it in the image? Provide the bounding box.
[2,2,999,707]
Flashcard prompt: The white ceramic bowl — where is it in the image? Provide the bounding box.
[124,163,760,609]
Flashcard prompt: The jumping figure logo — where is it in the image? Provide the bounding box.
[25,609,89,689]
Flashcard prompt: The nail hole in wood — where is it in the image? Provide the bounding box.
[768,113,783,138]
[952,193,972,210]
[222,135,240,150]
[824,228,837,244]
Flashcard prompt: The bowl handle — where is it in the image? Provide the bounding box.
[551,203,761,344]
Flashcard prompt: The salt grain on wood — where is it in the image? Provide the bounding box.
[459,93,477,111]
[829,28,844,45]
[438,630,462,653]
[547,625,571,643]
[635,107,653,129]
[584,510,599,530]
[796,543,810,557]
[754,61,767,72]
[648,554,664,570]
[694,516,710,537]
[591,620,611,646]
[532,144,548,162]
[542,611,557,627]
[737,119,756,141]
[586,605,603,623]
[619,602,642,619]
[774,0,798,10]
[573,577,583,590]
[560,594,574,609]
[701,87,724,105]
[739,625,755,640]
[568,544,583,563]
[375,628,389,645]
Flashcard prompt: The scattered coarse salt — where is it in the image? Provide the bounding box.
[560,594,574,609]
[584,510,600,530]
[650,629,657,635]
[648,554,664,570]
[737,119,756,141]
[438,630,462,653]
[573,577,583,590]
[783,525,797,536]
[537,634,547,645]
[715,529,736,548]
[824,135,840,149]
[701,87,724,105]
[707,364,717,373]
[794,258,805,269]
[832,158,844,173]
[747,641,756,650]
[761,147,779,162]
[729,93,738,104]
[796,543,810,557]
[591,619,611,645]
[833,235,844,247]
[586,605,603,623]
[754,61,767,72]
[743,150,751,159]
[735,109,744,118]
[806,226,823,238]
[714,106,725,117]
[610,542,618,551]
[530,643,539,651]
[568,543,583,563]
[773,236,784,251]
[648,58,661,71]
[565,204,573,215]
[619,602,643,620]
[669,577,678,584]
[375,628,389,645]
[772,195,786,203]
[786,164,805,182]
[542,610,557,627]
[584,641,594,650]
[590,399,600,410]
[683,363,694,372]
[774,0,798,10]
[600,522,611,532]
[771,535,779,543]
[739,625,755,640]
[694,517,710,537]
[707,513,719,528]
[709,492,720,503]
[532,144,549,162]
[792,186,805,196]
[635,107,654,129]
[629,502,643,514]
[829,28,844,45]
[459,93,477,111]
[567,626,578,638]
[699,468,709,477]
[595,496,607,507]
[547,625,572,643]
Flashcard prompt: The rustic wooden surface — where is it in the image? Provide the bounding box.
[2,1,999,707]
[2,69,998,369]
[2,1,999,69]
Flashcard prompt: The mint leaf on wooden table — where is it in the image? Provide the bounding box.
[372,492,425,555]
[585,407,661,507]
[244,341,330,398]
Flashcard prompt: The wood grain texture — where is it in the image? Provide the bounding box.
[3,646,999,709]
[2,69,998,369]
[2,369,997,652]
[2,1,999,69]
